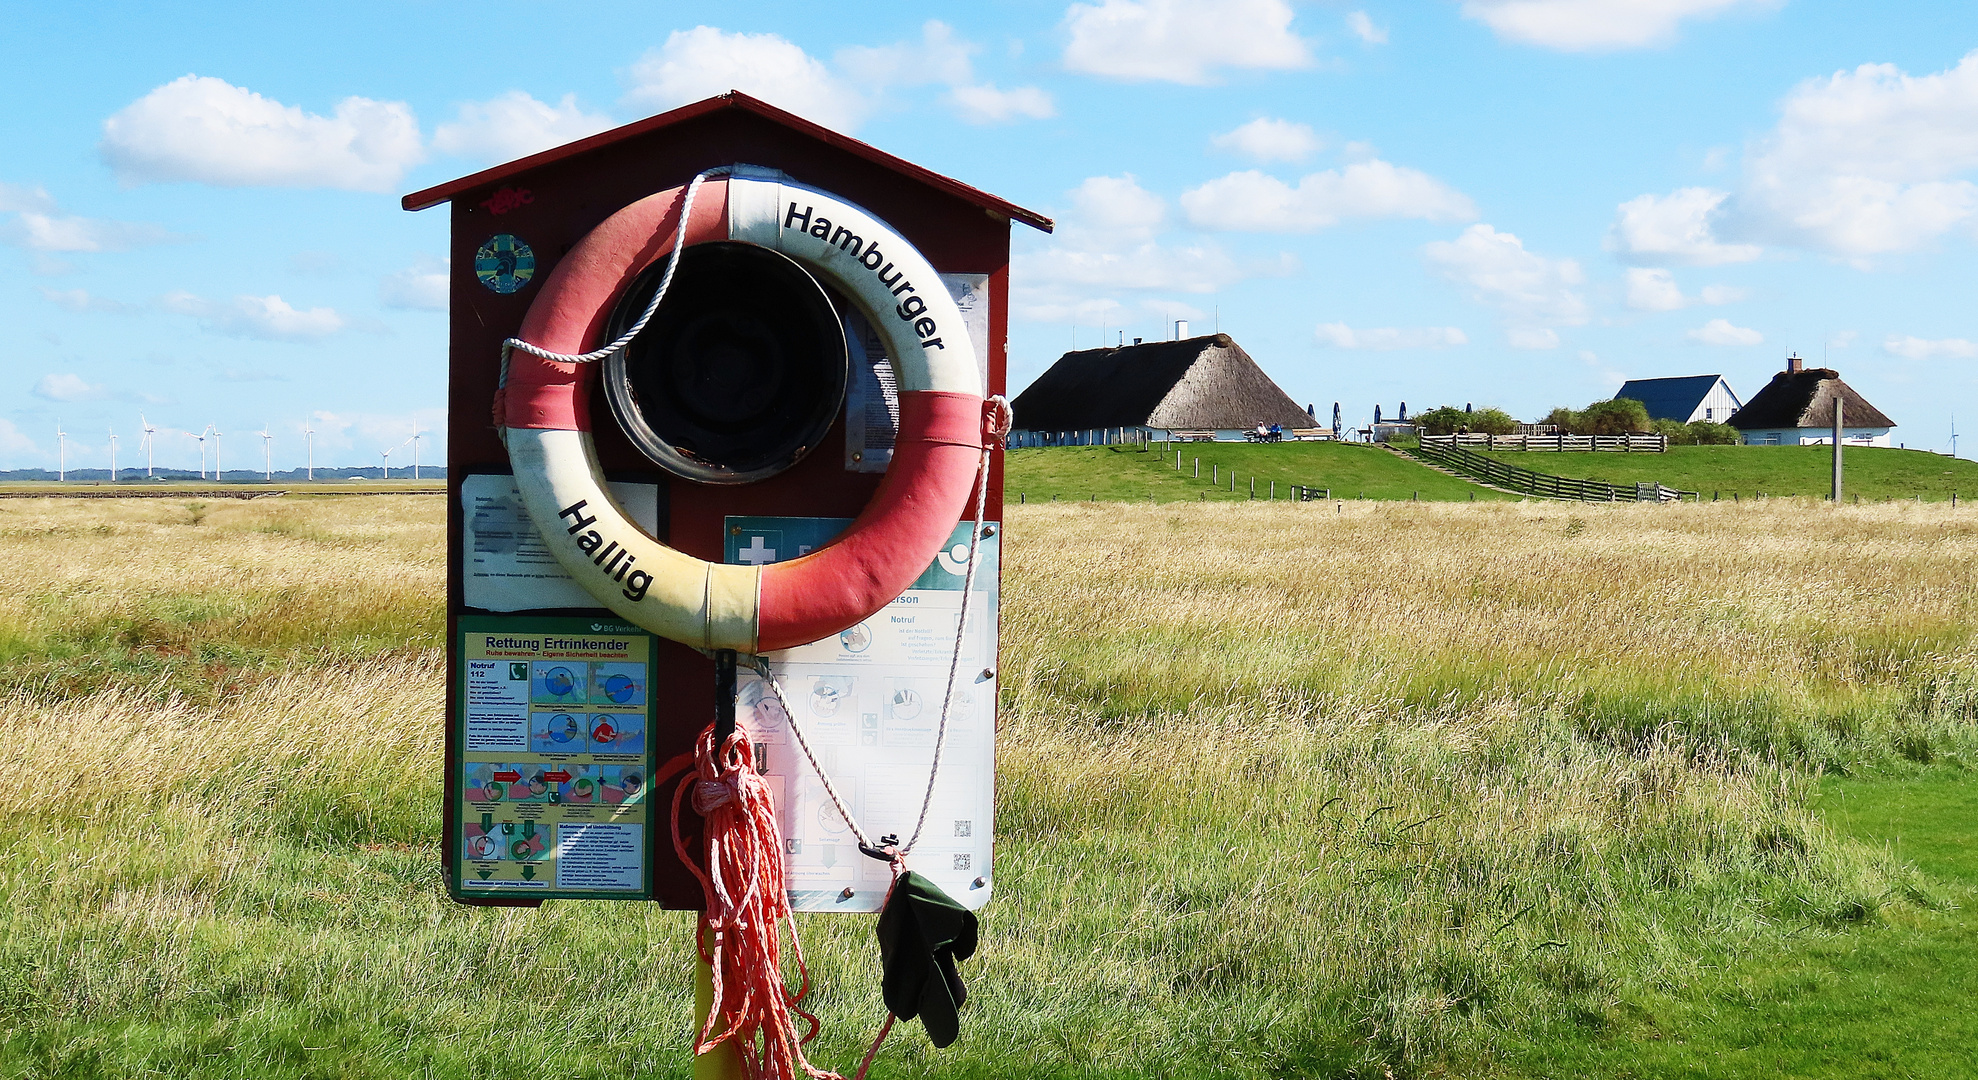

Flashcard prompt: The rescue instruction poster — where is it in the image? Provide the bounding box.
[725,517,999,913]
[453,615,657,899]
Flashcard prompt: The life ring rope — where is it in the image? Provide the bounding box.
[499,166,989,653]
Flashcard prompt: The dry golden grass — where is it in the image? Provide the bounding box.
[1001,500,1978,765]
[0,495,1964,1078]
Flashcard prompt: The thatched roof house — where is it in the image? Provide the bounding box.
[1727,356,1895,446]
[1011,334,1311,443]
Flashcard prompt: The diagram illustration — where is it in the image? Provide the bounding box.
[587,713,645,754]
[531,662,588,704]
[531,711,587,752]
[600,766,646,806]
[590,663,646,706]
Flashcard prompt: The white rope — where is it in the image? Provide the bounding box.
[749,397,1008,862]
[497,170,712,389]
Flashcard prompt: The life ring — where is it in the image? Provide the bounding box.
[500,169,986,653]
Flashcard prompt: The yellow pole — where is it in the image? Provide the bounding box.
[694,932,744,1079]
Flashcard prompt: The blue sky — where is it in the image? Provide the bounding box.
[7,0,1978,470]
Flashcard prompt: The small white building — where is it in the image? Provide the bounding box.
[1613,374,1742,424]
[1728,356,1895,447]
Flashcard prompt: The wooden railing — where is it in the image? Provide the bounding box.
[1412,440,1696,502]
[1421,432,1667,452]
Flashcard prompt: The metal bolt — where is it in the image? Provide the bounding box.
[981,524,997,537]
[970,877,987,889]
[839,887,856,900]
[979,668,995,681]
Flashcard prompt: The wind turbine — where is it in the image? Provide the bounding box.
[109,426,117,483]
[302,415,315,481]
[185,427,208,480]
[259,424,272,482]
[380,444,393,479]
[56,422,66,482]
[140,414,156,477]
[410,421,422,480]
[212,426,223,482]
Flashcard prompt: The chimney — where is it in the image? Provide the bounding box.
[1174,320,1188,340]
[1133,337,1143,345]
[1786,353,1804,375]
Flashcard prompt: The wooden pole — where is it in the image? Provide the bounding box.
[1832,394,1844,502]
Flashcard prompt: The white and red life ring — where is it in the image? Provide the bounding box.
[498,170,986,653]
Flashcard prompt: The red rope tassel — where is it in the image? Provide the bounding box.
[672,726,841,1080]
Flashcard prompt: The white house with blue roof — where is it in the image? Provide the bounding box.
[1613,375,1743,425]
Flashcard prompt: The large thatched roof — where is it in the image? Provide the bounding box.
[1727,367,1895,430]
[1011,334,1310,431]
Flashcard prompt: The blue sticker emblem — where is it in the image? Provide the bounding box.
[475,234,535,294]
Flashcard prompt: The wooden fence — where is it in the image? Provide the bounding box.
[1421,432,1667,453]
[1413,440,1696,502]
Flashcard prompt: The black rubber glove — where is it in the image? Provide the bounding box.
[874,871,978,1048]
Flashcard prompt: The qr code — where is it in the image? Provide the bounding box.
[952,853,972,871]
[953,820,973,837]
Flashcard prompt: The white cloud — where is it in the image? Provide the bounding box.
[379,258,448,311]
[1210,118,1322,164]
[0,419,36,457]
[1741,51,1978,256]
[1623,268,1747,310]
[39,287,134,313]
[1425,224,1587,345]
[1315,323,1466,349]
[7,212,179,253]
[1345,11,1388,45]
[625,27,868,131]
[1608,187,1762,265]
[0,182,55,213]
[34,373,112,402]
[1883,335,1978,360]
[948,83,1056,123]
[1181,160,1476,231]
[1687,317,1764,345]
[101,75,423,192]
[164,292,346,341]
[839,20,977,87]
[1460,0,1778,52]
[1012,174,1294,319]
[1624,268,1687,311]
[1062,0,1311,84]
[433,92,613,163]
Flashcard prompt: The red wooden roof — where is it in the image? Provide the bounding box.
[401,90,1053,232]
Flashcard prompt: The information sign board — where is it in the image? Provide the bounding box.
[724,517,999,912]
[452,615,659,900]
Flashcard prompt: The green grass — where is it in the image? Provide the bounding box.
[1476,444,1978,502]
[2,496,1975,1078]
[1502,769,1978,1078]
[1006,441,1513,502]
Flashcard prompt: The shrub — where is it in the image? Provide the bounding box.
[1576,398,1652,435]
[1652,419,1696,445]
[1688,420,1738,445]
[1413,406,1520,436]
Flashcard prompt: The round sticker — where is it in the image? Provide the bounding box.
[475,234,535,294]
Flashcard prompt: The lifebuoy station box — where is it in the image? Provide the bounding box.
[405,92,1051,912]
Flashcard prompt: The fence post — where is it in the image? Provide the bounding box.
[1194,458,1200,479]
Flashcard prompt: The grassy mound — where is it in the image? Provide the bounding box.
[1007,442,1507,503]
[0,496,1972,1077]
[1477,444,1978,502]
